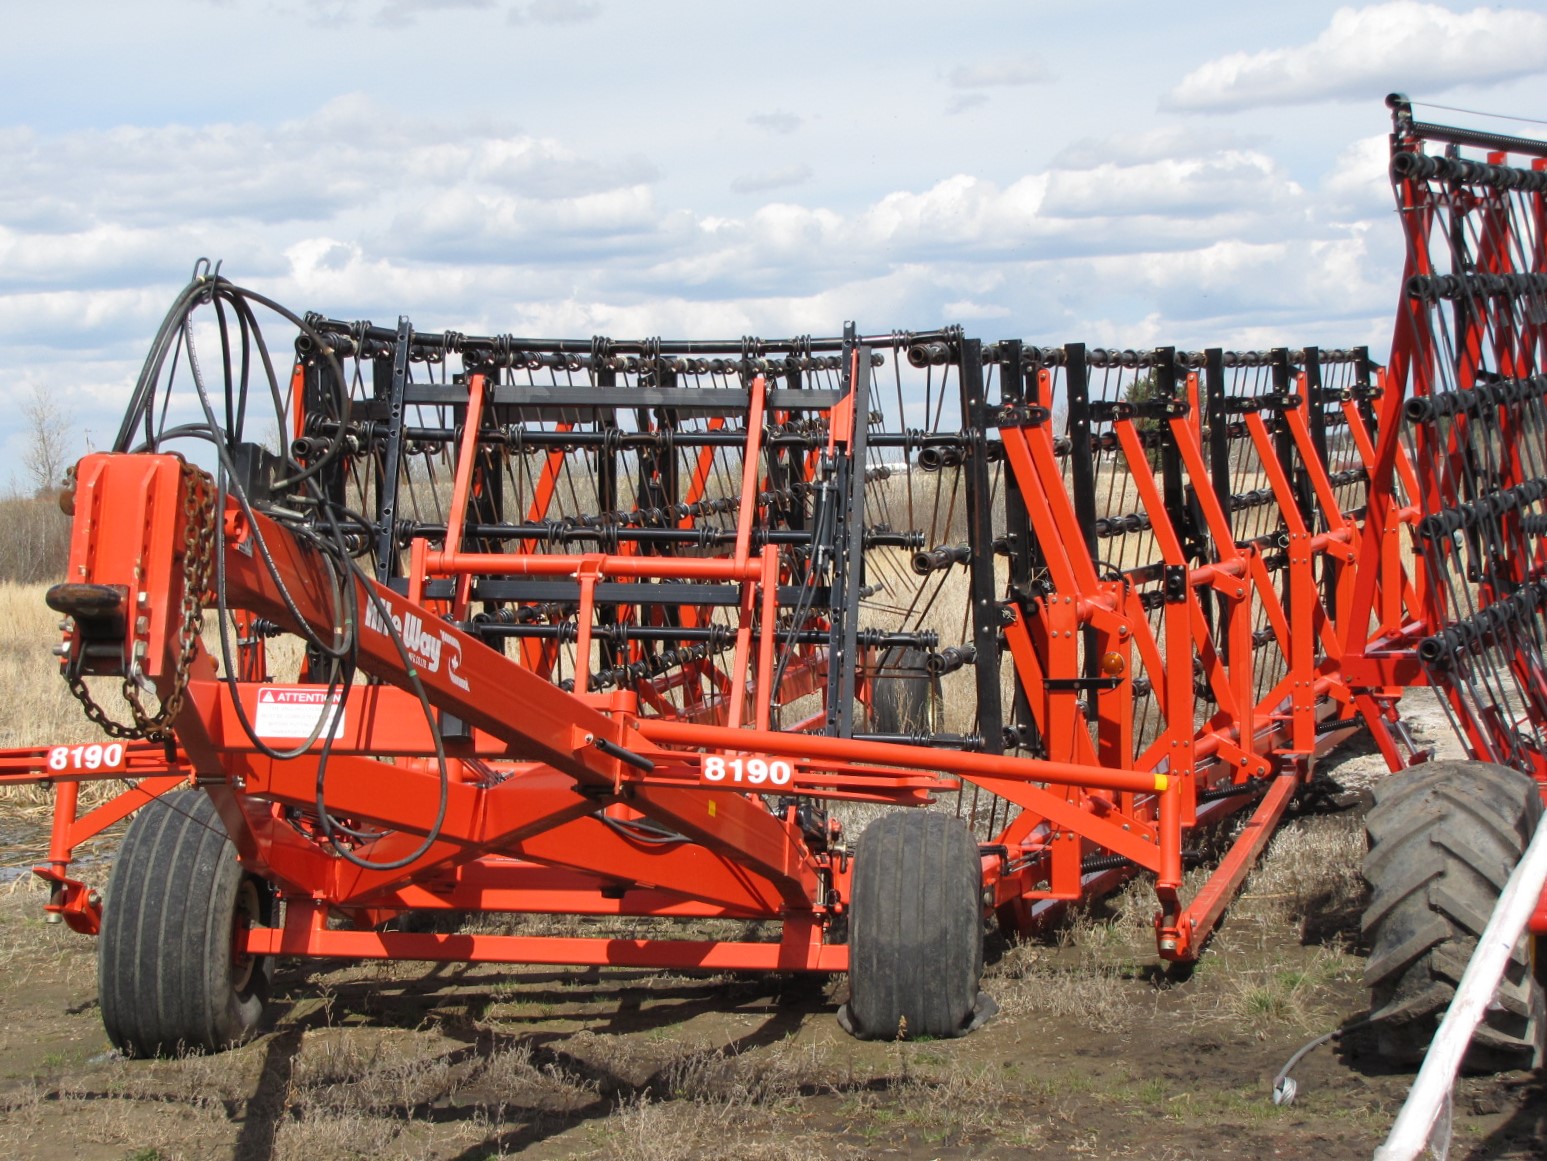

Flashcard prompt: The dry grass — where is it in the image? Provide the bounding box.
[1228,813,1367,942]
[984,864,1196,1034]
[0,495,71,585]
[1215,942,1361,1033]
[0,582,103,753]
[0,584,251,834]
[985,802,1371,1044]
[1197,813,1368,1036]
[0,863,1386,1161]
[595,1036,835,1161]
[0,876,94,994]
[0,582,129,830]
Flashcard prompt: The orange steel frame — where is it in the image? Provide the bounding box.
[8,100,1547,983]
[5,357,1394,967]
[3,373,1536,966]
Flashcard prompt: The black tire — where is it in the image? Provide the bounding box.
[1362,760,1545,1072]
[868,647,939,736]
[839,810,992,1039]
[99,790,274,1057]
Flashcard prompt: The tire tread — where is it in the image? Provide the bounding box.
[844,811,984,1039]
[1361,760,1544,1071]
[98,790,270,1057]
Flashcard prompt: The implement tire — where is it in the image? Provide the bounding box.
[839,810,992,1040]
[99,790,274,1057]
[867,647,939,736]
[1361,760,1545,1072]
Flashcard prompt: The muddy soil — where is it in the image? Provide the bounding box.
[0,695,1542,1161]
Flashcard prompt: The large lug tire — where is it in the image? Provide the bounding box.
[99,790,274,1057]
[839,810,995,1040]
[867,647,940,737]
[1361,760,1545,1072]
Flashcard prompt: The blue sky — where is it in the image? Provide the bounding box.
[2,0,1546,481]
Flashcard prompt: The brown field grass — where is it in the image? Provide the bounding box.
[0,582,106,752]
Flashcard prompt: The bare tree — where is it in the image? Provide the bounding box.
[22,385,73,495]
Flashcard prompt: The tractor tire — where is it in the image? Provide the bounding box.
[1361,760,1545,1072]
[838,810,995,1039]
[868,647,938,736]
[99,790,274,1057]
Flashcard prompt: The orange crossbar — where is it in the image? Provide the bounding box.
[243,928,847,971]
[1168,773,1300,961]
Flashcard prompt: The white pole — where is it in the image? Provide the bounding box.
[1373,817,1547,1161]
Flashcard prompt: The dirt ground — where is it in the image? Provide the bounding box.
[0,697,1543,1161]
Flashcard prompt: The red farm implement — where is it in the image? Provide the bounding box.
[3,96,1545,1063]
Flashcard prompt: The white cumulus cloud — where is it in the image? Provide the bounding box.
[1164,2,1547,112]
[0,83,1422,468]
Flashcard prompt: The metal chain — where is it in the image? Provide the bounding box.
[65,462,216,740]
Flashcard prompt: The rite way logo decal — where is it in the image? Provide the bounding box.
[363,597,471,691]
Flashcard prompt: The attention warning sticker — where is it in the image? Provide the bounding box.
[253,686,347,740]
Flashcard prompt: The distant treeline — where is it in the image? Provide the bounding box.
[0,494,72,584]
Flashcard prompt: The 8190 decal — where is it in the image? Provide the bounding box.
[700,756,793,786]
[47,743,127,773]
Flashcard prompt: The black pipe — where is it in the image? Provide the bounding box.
[911,544,972,574]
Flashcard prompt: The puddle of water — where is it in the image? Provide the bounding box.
[1,814,114,883]
[1,816,49,882]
